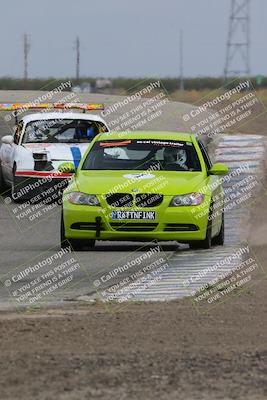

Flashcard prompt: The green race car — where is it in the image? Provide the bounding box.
[60,131,229,250]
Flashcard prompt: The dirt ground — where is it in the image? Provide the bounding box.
[0,292,266,400]
[0,94,266,399]
[0,248,266,400]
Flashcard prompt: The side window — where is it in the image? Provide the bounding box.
[198,140,212,171]
[14,122,23,145]
[97,122,109,133]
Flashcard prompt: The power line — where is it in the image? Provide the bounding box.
[224,0,251,80]
[179,29,184,91]
[23,34,31,81]
[75,36,80,83]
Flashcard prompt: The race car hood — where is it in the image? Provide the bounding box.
[75,170,208,196]
[24,143,90,169]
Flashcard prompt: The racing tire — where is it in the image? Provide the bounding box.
[11,181,21,203]
[189,207,213,250]
[0,162,7,194]
[11,164,23,203]
[60,213,95,251]
[212,212,225,246]
[11,165,34,203]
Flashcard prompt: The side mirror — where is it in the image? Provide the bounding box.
[1,135,14,145]
[58,161,76,174]
[209,163,229,176]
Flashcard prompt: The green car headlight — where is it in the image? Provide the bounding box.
[170,193,205,207]
[68,192,100,206]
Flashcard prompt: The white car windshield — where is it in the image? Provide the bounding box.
[23,119,108,143]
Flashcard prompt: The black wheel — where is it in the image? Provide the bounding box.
[189,207,213,250]
[11,164,22,203]
[0,162,7,194]
[11,179,25,202]
[60,213,95,251]
[11,164,33,203]
[212,212,225,246]
[60,213,69,249]
[11,181,21,202]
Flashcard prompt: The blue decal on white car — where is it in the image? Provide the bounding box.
[70,147,82,168]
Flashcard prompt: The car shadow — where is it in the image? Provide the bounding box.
[91,241,188,252]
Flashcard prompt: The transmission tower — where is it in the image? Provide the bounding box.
[75,36,80,83]
[179,29,184,91]
[23,34,31,81]
[224,0,250,80]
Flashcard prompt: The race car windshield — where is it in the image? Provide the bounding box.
[82,139,202,171]
[23,119,108,143]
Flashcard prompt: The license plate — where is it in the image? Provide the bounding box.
[111,210,156,220]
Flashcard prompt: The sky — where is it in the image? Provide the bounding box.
[0,0,266,78]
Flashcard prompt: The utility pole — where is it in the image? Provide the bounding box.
[224,0,250,80]
[23,34,31,81]
[75,36,80,83]
[179,29,184,91]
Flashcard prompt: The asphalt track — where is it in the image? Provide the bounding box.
[0,91,265,310]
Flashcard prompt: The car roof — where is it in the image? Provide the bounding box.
[96,131,194,142]
[20,112,106,125]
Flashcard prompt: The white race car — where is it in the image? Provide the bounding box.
[0,103,109,201]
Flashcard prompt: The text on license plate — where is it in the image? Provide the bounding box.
[111,210,156,220]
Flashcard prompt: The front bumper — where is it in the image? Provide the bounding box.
[63,196,211,242]
[13,171,73,201]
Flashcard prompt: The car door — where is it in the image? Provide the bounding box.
[198,140,222,236]
[1,122,23,184]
